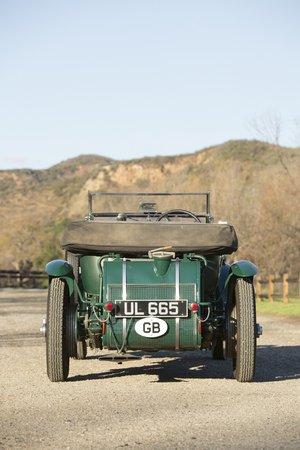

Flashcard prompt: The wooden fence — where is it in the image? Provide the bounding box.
[1,269,299,302]
[0,270,48,288]
[256,274,300,304]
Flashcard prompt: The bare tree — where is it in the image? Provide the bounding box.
[247,111,299,202]
[246,110,282,145]
[292,117,300,147]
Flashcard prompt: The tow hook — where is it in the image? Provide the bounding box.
[256,323,263,338]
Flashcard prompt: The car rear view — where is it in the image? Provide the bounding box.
[41,191,261,383]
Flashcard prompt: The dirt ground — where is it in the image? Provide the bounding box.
[0,288,300,450]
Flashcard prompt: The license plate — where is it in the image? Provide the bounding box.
[115,300,188,318]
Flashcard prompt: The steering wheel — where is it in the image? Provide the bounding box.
[156,209,201,222]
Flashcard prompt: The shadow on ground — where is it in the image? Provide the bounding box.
[68,345,300,384]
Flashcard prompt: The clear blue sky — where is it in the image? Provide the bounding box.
[1,0,299,170]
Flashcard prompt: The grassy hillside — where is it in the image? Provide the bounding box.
[0,154,114,192]
[0,140,299,278]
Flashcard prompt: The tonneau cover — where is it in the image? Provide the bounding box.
[60,220,238,256]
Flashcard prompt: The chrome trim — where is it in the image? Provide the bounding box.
[175,318,180,350]
[257,323,263,337]
[109,323,111,350]
[175,260,180,300]
[175,260,180,350]
[123,259,127,350]
[123,318,127,351]
[122,259,127,300]
[193,311,196,348]
[40,318,46,342]
[40,318,46,335]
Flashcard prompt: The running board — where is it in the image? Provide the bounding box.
[98,353,142,362]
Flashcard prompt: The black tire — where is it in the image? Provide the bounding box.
[225,301,236,359]
[233,278,256,382]
[46,278,70,382]
[76,340,87,360]
[66,251,87,360]
[212,337,225,360]
[66,252,80,305]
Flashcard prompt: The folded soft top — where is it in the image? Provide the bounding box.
[60,220,238,256]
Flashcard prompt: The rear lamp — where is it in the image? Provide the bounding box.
[105,302,114,311]
[190,303,198,311]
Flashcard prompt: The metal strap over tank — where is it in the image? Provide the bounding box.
[122,258,127,300]
[110,258,127,350]
[122,258,127,351]
[175,259,180,350]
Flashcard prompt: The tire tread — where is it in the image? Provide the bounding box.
[46,278,69,382]
[233,278,256,382]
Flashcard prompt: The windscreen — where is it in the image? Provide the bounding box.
[89,192,209,216]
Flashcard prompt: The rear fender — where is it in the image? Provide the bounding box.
[218,260,257,305]
[45,260,74,300]
[230,260,257,278]
[45,260,73,277]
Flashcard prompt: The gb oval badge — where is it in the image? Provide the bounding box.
[135,317,168,338]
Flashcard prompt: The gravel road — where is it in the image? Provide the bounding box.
[1,288,300,450]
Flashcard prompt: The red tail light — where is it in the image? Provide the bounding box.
[190,303,198,311]
[105,302,114,311]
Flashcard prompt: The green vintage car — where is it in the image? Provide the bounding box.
[40,191,262,382]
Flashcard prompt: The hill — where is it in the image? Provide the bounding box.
[0,140,299,277]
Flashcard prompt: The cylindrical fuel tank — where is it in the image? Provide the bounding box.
[101,258,202,351]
